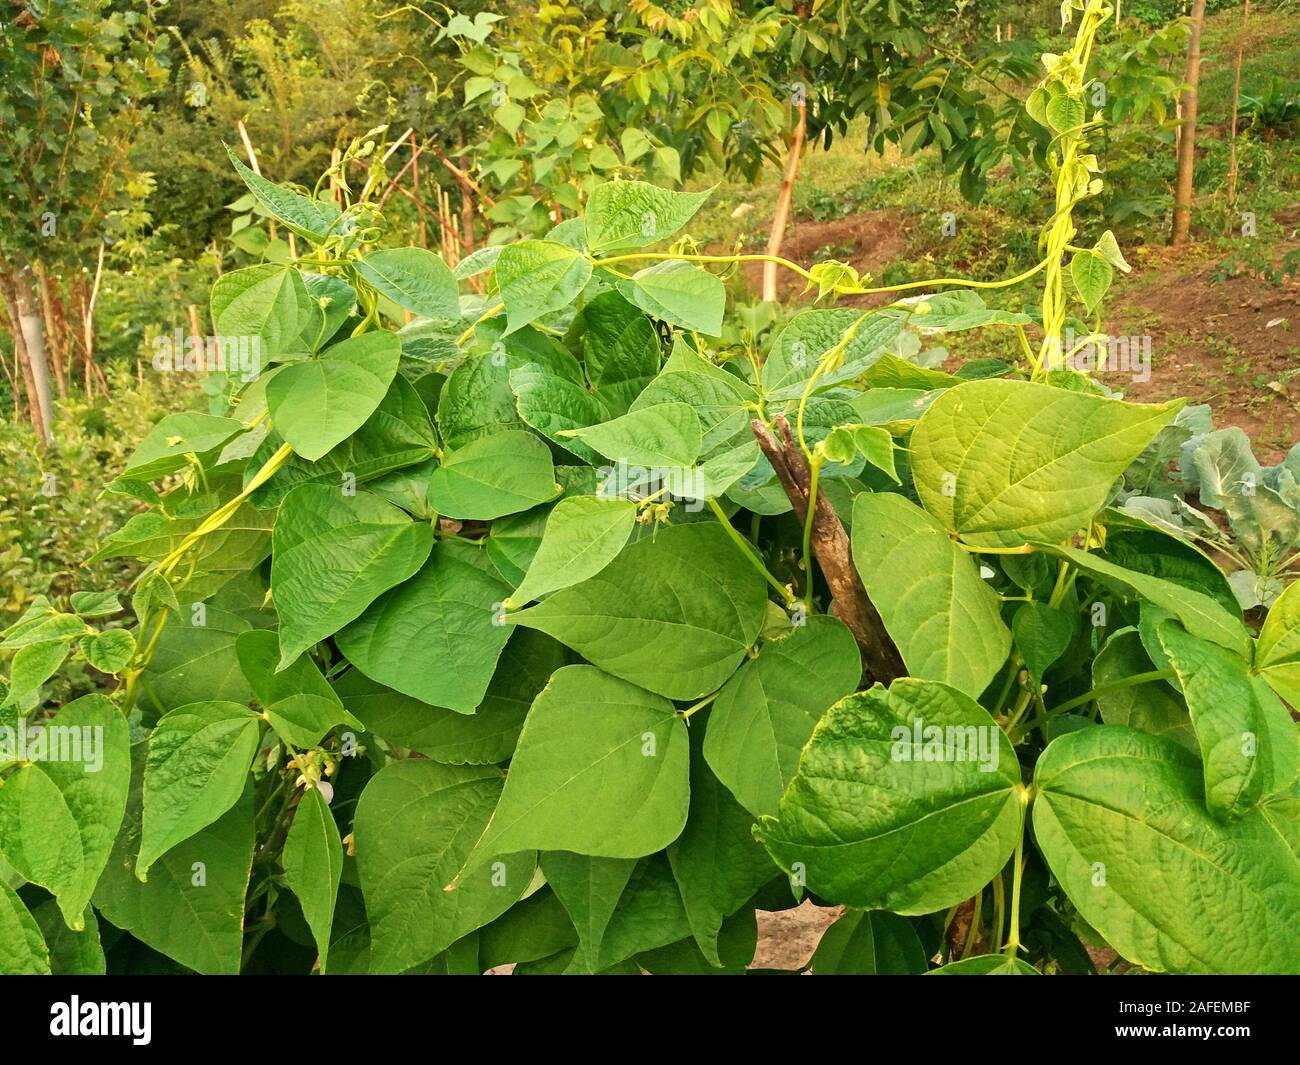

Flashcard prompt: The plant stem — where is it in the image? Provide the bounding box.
[1004,821,1027,957]
[707,497,793,605]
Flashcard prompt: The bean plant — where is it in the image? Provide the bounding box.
[1,0,1296,976]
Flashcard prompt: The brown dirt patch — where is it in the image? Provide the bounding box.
[1106,246,1300,463]
[750,901,842,971]
[731,209,909,305]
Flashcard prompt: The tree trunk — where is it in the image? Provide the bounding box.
[1171,0,1207,245]
[751,415,905,684]
[12,272,55,444]
[35,262,68,399]
[1226,0,1250,207]
[762,99,807,302]
[1,274,49,445]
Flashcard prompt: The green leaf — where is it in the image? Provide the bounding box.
[506,496,636,607]
[210,264,312,362]
[668,722,777,966]
[70,591,122,618]
[249,374,437,509]
[136,700,261,878]
[1035,544,1251,657]
[1012,602,1073,686]
[226,147,345,242]
[703,616,861,818]
[469,665,690,861]
[354,760,535,972]
[819,425,899,482]
[336,542,513,712]
[235,629,361,748]
[1094,230,1131,273]
[1070,251,1113,314]
[438,352,525,449]
[579,291,661,414]
[585,181,711,254]
[266,331,402,460]
[282,785,343,972]
[32,900,104,974]
[140,604,253,714]
[94,748,254,975]
[0,695,130,928]
[759,679,1025,911]
[1045,92,1085,133]
[560,402,702,467]
[762,309,903,401]
[581,853,692,968]
[271,486,433,666]
[1156,621,1298,820]
[336,629,565,764]
[631,340,757,453]
[121,413,246,481]
[1257,580,1300,708]
[1092,629,1195,750]
[617,261,725,334]
[539,851,637,972]
[495,240,592,334]
[851,492,1010,698]
[2,638,74,708]
[809,909,928,974]
[929,954,1038,974]
[510,522,767,699]
[0,878,48,974]
[427,430,558,520]
[1033,725,1300,974]
[354,247,460,321]
[82,628,134,674]
[911,379,1182,548]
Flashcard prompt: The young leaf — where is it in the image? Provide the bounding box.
[354,760,535,973]
[506,496,637,607]
[426,430,559,520]
[758,679,1025,912]
[1033,725,1300,974]
[560,402,703,467]
[617,261,725,334]
[226,147,344,242]
[0,879,49,974]
[703,616,861,817]
[235,629,361,748]
[911,379,1182,548]
[851,492,1010,699]
[809,910,928,975]
[211,264,312,362]
[1069,251,1113,314]
[336,541,513,711]
[1156,620,1297,821]
[82,629,134,674]
[266,331,402,460]
[120,413,246,481]
[271,486,433,667]
[495,240,592,333]
[584,181,710,254]
[282,785,343,972]
[136,701,262,878]
[509,522,767,700]
[0,695,130,929]
[354,247,460,322]
[467,665,690,861]
[94,750,254,975]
